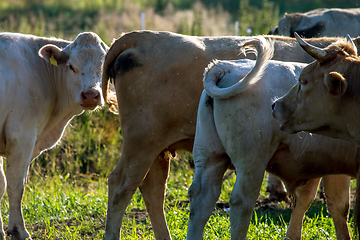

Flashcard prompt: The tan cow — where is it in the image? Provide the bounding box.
[269,8,360,38]
[188,39,353,240]
[101,30,358,240]
[268,7,360,203]
[0,32,108,240]
[268,136,353,240]
[251,24,360,209]
[272,33,360,236]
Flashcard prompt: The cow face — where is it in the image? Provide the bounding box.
[272,62,347,137]
[272,33,358,140]
[39,32,109,110]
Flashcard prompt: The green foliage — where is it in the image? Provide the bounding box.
[31,108,122,179]
[238,0,279,35]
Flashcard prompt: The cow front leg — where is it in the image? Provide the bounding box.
[322,175,351,240]
[0,157,6,240]
[187,152,230,240]
[139,152,171,240]
[286,178,321,240]
[103,146,160,240]
[6,147,34,240]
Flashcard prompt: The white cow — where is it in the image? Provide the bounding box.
[0,32,108,240]
[187,38,355,239]
[269,8,360,38]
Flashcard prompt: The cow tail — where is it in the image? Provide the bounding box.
[203,36,274,100]
[102,32,141,114]
[102,37,120,114]
[354,171,360,239]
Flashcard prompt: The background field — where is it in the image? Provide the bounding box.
[0,0,358,239]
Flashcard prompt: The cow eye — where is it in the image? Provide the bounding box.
[299,79,308,85]
[69,64,76,73]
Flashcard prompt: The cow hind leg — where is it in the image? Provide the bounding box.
[228,164,267,240]
[286,178,321,240]
[322,175,351,240]
[187,153,230,240]
[104,147,160,240]
[139,152,171,240]
[0,157,6,240]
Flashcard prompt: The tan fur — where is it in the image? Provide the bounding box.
[273,34,360,239]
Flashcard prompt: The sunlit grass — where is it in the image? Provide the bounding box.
[0,165,353,239]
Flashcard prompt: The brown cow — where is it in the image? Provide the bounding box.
[268,7,360,207]
[272,32,360,235]
[267,134,354,240]
[101,30,358,239]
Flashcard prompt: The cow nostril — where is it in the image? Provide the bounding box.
[81,92,87,100]
[271,102,275,110]
[81,90,100,104]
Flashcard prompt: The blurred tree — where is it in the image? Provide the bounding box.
[238,0,279,35]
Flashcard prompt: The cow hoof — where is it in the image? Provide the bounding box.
[267,190,290,204]
[7,227,32,240]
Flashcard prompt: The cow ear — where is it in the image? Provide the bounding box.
[325,72,347,96]
[38,44,69,66]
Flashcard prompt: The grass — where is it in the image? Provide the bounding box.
[0,156,354,239]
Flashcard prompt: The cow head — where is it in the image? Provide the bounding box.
[272,33,360,140]
[39,32,109,110]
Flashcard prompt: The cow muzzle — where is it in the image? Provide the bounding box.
[80,89,101,110]
[272,101,298,134]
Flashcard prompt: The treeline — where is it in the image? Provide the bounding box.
[1,0,358,43]
[149,0,358,18]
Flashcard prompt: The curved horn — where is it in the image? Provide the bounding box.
[294,32,327,60]
[346,34,358,56]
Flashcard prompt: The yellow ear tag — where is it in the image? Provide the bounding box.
[50,55,58,66]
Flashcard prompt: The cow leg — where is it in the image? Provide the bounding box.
[104,146,160,240]
[286,178,321,240]
[0,157,6,240]
[139,152,171,240]
[187,152,230,240]
[266,173,289,203]
[187,91,230,239]
[6,144,34,240]
[228,161,267,240]
[322,175,351,240]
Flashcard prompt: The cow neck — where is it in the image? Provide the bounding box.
[37,40,82,129]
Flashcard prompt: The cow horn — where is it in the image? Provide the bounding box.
[346,34,358,56]
[294,32,327,60]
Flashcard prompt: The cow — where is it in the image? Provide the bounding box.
[272,32,360,236]
[187,38,356,240]
[268,7,360,201]
[0,32,108,240]
[101,30,360,240]
[269,8,360,38]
